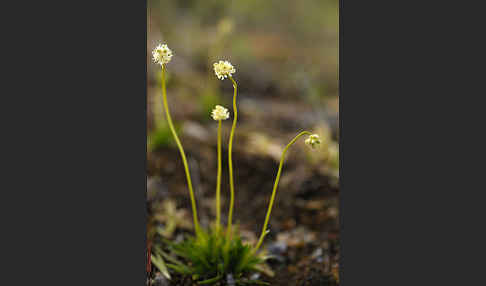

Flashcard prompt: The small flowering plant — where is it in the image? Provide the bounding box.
[151,43,321,285]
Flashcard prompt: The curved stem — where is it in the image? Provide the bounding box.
[254,131,312,252]
[160,66,200,233]
[226,76,238,239]
[215,120,222,231]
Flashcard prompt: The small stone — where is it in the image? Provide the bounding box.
[328,207,339,218]
[311,247,323,259]
[153,273,169,286]
[250,273,261,280]
[226,274,235,286]
[267,241,287,255]
[175,233,184,243]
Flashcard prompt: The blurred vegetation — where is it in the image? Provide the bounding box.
[147,0,339,179]
[147,123,177,152]
[148,0,338,104]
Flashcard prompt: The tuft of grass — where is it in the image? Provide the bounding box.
[164,227,269,285]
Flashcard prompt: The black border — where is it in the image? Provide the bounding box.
[4,0,478,284]
[3,1,147,284]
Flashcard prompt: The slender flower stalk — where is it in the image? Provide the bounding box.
[213,60,237,240]
[160,65,200,233]
[216,120,222,230]
[254,131,313,252]
[211,105,229,231]
[227,76,238,239]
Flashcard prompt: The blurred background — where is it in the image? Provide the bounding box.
[147,0,339,284]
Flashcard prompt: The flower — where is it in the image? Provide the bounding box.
[213,60,235,80]
[152,44,173,65]
[305,134,321,149]
[211,105,230,121]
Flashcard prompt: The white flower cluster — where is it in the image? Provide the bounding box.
[211,105,230,121]
[152,44,173,65]
[305,134,321,149]
[213,60,236,80]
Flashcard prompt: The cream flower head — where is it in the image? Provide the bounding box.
[305,134,321,149]
[213,60,235,80]
[152,44,173,65]
[211,105,230,121]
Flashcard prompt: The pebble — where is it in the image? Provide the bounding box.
[152,273,169,286]
[267,241,288,254]
[226,274,235,286]
[311,247,323,259]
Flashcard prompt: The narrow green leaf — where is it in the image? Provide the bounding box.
[151,254,171,280]
[197,275,222,284]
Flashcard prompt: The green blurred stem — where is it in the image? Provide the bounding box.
[226,76,238,240]
[160,66,200,233]
[216,120,222,230]
[254,131,312,252]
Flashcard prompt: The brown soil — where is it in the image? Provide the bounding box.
[147,129,339,285]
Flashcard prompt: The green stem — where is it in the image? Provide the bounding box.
[216,120,222,231]
[160,66,200,233]
[226,76,238,239]
[254,131,312,252]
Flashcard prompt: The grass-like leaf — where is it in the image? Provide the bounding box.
[197,275,222,284]
[151,253,171,280]
[165,227,268,285]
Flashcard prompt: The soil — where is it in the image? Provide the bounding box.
[147,126,339,285]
